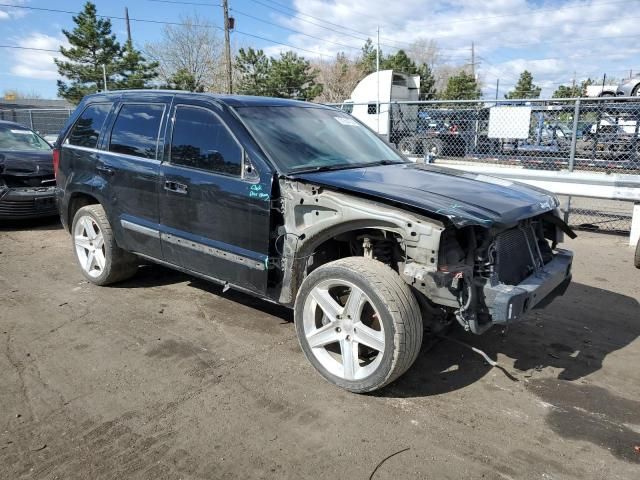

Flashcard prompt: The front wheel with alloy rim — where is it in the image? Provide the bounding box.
[71,204,138,285]
[294,257,423,393]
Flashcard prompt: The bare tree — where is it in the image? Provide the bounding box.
[406,38,440,69]
[313,53,364,103]
[145,14,225,92]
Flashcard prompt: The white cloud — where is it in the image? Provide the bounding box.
[9,33,67,80]
[261,0,639,96]
[0,0,28,21]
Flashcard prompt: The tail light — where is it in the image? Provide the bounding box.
[52,148,60,179]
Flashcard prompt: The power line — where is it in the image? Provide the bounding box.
[245,0,410,51]
[230,8,362,51]
[0,44,58,53]
[0,2,333,58]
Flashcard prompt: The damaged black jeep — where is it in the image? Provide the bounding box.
[55,92,574,393]
[0,120,57,220]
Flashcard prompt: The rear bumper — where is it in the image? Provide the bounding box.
[0,186,58,219]
[483,249,573,324]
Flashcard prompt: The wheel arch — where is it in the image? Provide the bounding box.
[67,192,101,232]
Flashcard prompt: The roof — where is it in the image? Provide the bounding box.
[84,90,327,109]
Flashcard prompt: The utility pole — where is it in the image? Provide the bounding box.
[102,64,108,92]
[125,7,132,44]
[571,70,576,95]
[222,0,233,94]
[471,41,475,79]
[495,78,499,102]
[376,26,380,134]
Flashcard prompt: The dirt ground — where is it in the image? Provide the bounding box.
[1,218,639,480]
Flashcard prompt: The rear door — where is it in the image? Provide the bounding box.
[158,98,272,294]
[99,99,169,259]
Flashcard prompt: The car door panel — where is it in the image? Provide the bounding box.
[99,101,169,259]
[158,100,272,294]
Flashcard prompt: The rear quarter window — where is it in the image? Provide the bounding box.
[108,103,165,159]
[67,103,113,148]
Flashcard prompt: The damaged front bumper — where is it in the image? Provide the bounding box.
[0,186,58,219]
[482,249,573,324]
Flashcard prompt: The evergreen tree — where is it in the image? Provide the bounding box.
[416,63,437,100]
[381,50,416,73]
[165,68,204,92]
[56,2,158,103]
[115,41,159,90]
[552,78,596,98]
[440,71,481,100]
[55,2,123,103]
[505,70,541,99]
[235,47,271,96]
[267,51,323,100]
[358,39,380,75]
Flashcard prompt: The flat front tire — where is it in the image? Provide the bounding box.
[294,257,423,393]
[71,204,138,285]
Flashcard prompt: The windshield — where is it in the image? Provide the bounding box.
[235,106,406,173]
[0,124,51,151]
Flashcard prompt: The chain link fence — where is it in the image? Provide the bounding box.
[333,97,640,233]
[2,100,638,233]
[0,108,72,142]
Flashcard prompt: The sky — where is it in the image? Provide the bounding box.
[0,0,639,99]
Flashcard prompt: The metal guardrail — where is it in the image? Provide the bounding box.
[429,158,640,246]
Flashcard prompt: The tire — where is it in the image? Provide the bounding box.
[71,204,138,285]
[397,138,416,156]
[294,257,423,393]
[635,239,640,269]
[422,138,444,157]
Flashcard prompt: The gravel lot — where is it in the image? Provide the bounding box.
[1,218,639,479]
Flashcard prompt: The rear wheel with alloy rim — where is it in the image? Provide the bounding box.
[294,257,423,393]
[72,204,138,285]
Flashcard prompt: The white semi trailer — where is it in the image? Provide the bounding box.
[341,70,420,142]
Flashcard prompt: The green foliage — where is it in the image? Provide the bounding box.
[235,49,322,100]
[552,78,596,98]
[415,63,436,100]
[505,70,541,99]
[357,39,380,75]
[268,51,323,100]
[115,41,159,90]
[356,43,437,99]
[55,2,158,103]
[235,47,271,96]
[382,50,415,73]
[440,71,480,100]
[165,68,204,92]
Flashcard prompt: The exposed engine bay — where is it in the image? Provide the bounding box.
[272,178,574,335]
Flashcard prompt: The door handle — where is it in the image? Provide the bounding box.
[96,165,115,176]
[164,180,188,194]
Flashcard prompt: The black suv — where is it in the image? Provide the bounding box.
[55,91,574,393]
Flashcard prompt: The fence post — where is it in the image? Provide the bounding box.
[28,109,34,130]
[568,98,580,172]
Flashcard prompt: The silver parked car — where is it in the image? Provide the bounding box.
[617,75,640,97]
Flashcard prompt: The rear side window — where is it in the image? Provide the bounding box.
[170,105,242,176]
[67,103,112,148]
[109,103,165,159]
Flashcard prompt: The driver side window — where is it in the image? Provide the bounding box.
[170,105,242,176]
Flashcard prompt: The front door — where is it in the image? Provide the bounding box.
[158,100,272,294]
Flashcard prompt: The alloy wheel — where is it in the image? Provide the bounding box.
[302,279,385,381]
[74,215,106,278]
